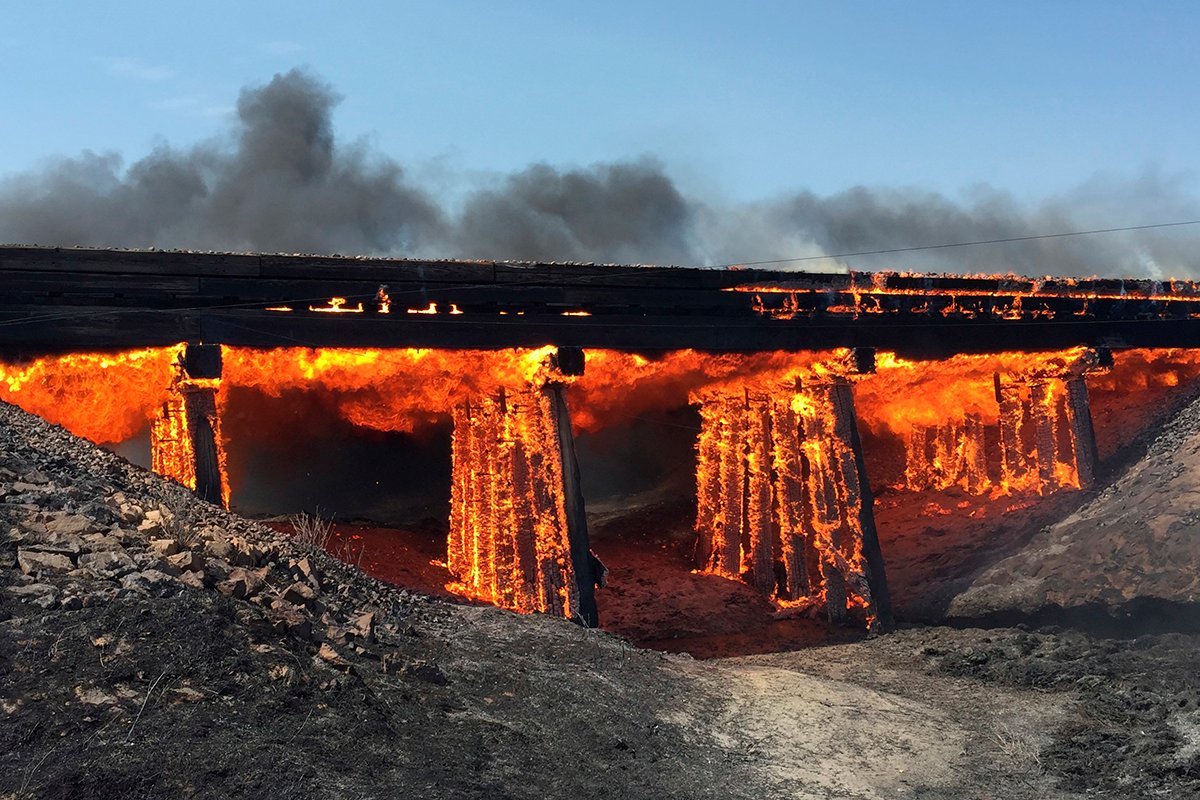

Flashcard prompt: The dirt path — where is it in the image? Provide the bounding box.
[679,644,1079,799]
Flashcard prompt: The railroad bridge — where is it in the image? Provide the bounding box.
[4,245,1200,632]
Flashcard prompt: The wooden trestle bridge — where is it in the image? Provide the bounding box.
[3,245,1198,632]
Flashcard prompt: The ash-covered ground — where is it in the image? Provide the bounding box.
[3,399,1200,799]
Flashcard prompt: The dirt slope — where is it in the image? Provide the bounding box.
[950,391,1200,619]
[2,399,1198,798]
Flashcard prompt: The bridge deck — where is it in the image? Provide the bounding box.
[2,245,1199,357]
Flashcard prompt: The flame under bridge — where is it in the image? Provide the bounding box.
[0,246,1179,632]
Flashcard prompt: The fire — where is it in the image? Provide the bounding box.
[733,272,1200,321]
[0,346,182,443]
[310,297,363,313]
[447,383,577,616]
[6,341,1200,627]
[150,367,230,506]
[854,348,1096,495]
[692,368,877,625]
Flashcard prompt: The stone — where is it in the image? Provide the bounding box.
[81,533,124,552]
[78,550,137,579]
[8,583,57,600]
[167,687,205,704]
[17,548,74,575]
[228,539,260,568]
[282,581,317,606]
[75,686,120,706]
[137,511,166,537]
[149,538,182,557]
[227,566,268,598]
[293,557,320,589]
[216,575,248,599]
[179,570,207,591]
[269,601,313,640]
[316,643,350,667]
[324,625,349,646]
[167,551,204,572]
[24,469,50,485]
[380,653,448,684]
[204,536,235,561]
[38,532,87,555]
[45,513,95,537]
[349,612,376,643]
[120,569,177,596]
[402,658,448,685]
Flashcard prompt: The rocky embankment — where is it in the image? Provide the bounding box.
[5,397,1200,800]
[0,400,758,799]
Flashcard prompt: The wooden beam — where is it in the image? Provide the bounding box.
[183,344,225,507]
[548,382,599,627]
[1065,376,1100,488]
[829,380,894,634]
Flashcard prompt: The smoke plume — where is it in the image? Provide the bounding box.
[2,68,1199,277]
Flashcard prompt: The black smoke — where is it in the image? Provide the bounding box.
[3,68,1200,277]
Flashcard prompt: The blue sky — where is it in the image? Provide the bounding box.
[4,1,1198,206]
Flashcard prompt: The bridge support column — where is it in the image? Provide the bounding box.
[150,344,228,507]
[995,370,1098,493]
[446,348,597,624]
[694,378,892,632]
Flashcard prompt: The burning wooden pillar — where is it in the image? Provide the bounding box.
[446,348,597,625]
[150,344,228,506]
[693,377,892,632]
[996,379,1031,491]
[903,414,988,493]
[994,370,1098,494]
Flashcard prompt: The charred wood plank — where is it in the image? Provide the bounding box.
[548,382,598,627]
[830,380,894,634]
[1065,376,1100,488]
[1030,381,1059,492]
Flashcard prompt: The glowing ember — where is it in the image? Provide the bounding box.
[309,297,363,313]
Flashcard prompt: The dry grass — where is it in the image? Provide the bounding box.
[159,487,202,548]
[289,511,334,552]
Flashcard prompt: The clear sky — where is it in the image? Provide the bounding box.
[4,1,1198,205]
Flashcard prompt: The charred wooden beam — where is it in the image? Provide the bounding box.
[1029,382,1059,492]
[548,382,599,627]
[997,380,1028,488]
[830,380,894,634]
[1065,376,1100,488]
[185,344,225,506]
[8,245,1200,358]
[149,343,228,507]
[446,385,583,619]
[691,378,892,632]
[745,392,775,595]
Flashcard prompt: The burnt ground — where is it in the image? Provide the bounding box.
[3,399,1200,798]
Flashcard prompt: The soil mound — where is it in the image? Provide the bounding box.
[950,391,1200,620]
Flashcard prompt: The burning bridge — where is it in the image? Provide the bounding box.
[4,245,1200,633]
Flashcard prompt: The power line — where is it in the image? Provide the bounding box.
[706,219,1200,269]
